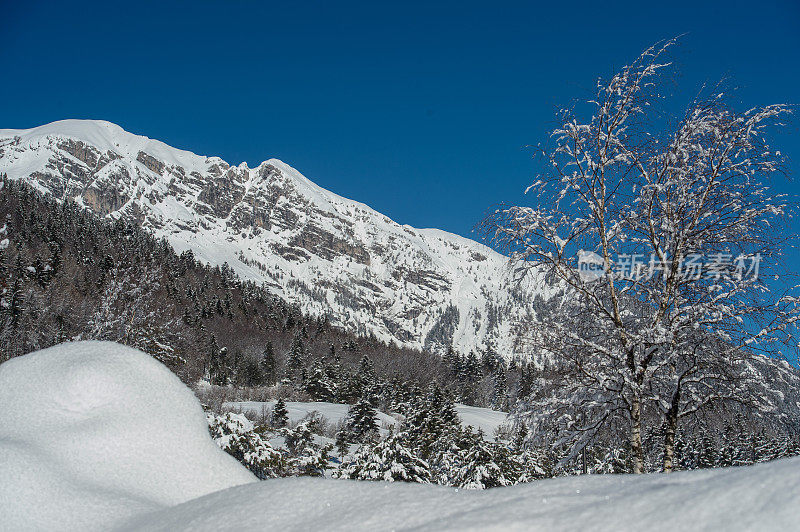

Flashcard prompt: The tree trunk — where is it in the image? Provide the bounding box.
[662,413,677,473]
[662,388,680,473]
[630,395,645,474]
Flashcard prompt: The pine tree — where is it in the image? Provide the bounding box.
[732,430,754,467]
[753,432,774,463]
[345,396,380,443]
[785,434,800,458]
[480,344,500,374]
[516,447,552,481]
[272,397,289,428]
[402,388,451,460]
[207,334,229,385]
[448,429,518,489]
[716,427,736,468]
[334,430,431,483]
[207,412,287,479]
[216,346,231,385]
[490,365,508,411]
[677,434,700,470]
[697,435,717,469]
[282,421,330,477]
[337,373,363,404]
[456,351,481,405]
[325,344,345,399]
[7,259,25,328]
[286,333,306,381]
[384,372,407,413]
[358,353,374,375]
[260,342,276,385]
[674,434,688,470]
[754,432,781,462]
[356,354,377,402]
[517,362,533,399]
[442,344,458,379]
[335,430,351,459]
[303,362,335,401]
[238,355,264,387]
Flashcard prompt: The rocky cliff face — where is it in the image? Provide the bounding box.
[0,120,548,356]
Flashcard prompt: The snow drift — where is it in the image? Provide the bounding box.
[1,341,798,531]
[122,456,800,531]
[0,341,255,531]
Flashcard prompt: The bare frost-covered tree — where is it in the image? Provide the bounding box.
[485,39,799,473]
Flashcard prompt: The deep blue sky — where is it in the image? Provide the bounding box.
[3,0,799,246]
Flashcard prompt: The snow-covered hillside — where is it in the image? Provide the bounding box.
[2,342,798,531]
[0,120,549,357]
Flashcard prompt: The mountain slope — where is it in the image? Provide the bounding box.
[0,120,547,356]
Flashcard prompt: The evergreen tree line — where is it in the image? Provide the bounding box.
[211,386,800,489]
[279,341,530,412]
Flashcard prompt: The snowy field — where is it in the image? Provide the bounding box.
[225,400,511,439]
[225,400,399,430]
[455,404,511,437]
[2,341,798,531]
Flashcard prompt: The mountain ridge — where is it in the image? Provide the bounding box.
[0,119,546,356]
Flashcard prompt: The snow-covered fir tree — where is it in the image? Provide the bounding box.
[303,361,336,402]
[445,428,518,489]
[334,430,431,483]
[272,397,289,429]
[281,421,331,477]
[344,397,380,444]
[207,412,287,479]
[259,342,276,385]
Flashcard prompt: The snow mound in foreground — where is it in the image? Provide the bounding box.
[123,456,800,531]
[0,341,255,531]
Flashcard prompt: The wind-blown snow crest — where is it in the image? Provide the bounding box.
[0,120,213,173]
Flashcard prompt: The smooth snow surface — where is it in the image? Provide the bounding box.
[123,457,800,531]
[455,404,510,437]
[225,400,399,429]
[0,341,255,531]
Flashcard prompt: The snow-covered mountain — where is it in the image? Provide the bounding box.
[0,120,547,356]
